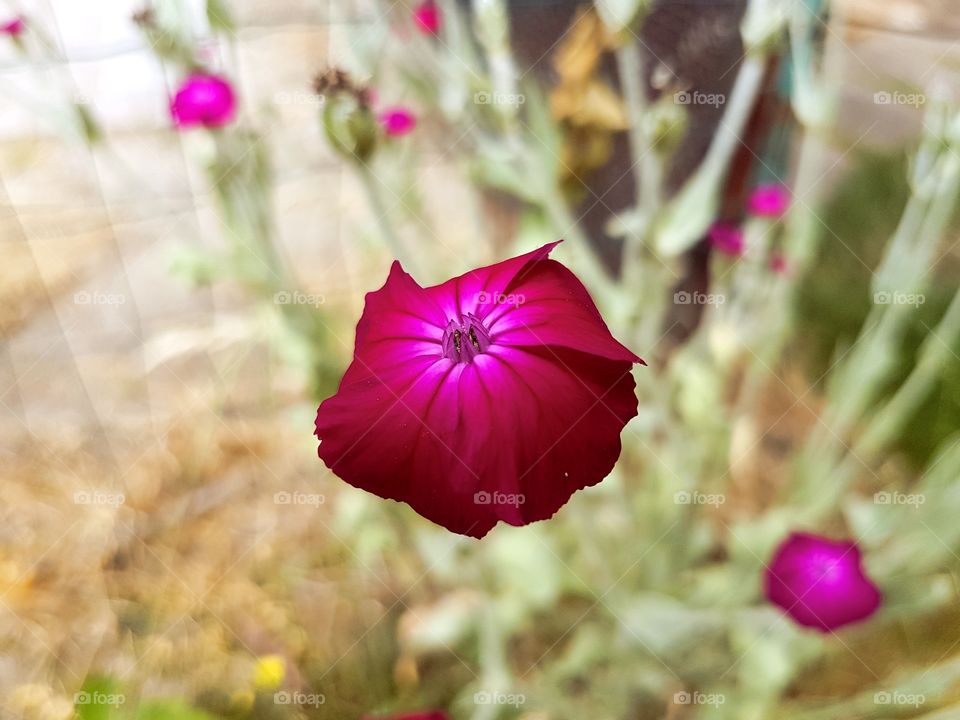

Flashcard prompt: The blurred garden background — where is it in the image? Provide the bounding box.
[3,0,960,718]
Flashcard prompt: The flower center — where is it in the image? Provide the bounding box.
[441,313,491,363]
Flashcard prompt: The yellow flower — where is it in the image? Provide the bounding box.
[253,654,285,690]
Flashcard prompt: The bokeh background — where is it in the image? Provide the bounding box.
[4,0,960,718]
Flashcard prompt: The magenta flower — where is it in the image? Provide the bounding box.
[413,1,441,34]
[748,183,790,218]
[315,242,643,538]
[364,713,449,720]
[170,73,237,129]
[379,106,417,137]
[1,16,25,36]
[708,222,744,257]
[765,532,882,632]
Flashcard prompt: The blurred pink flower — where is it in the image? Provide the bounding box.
[364,713,450,720]
[1,16,25,36]
[770,252,788,274]
[379,106,417,136]
[708,222,744,257]
[314,242,643,538]
[765,532,882,632]
[413,1,441,34]
[748,183,790,218]
[170,73,237,129]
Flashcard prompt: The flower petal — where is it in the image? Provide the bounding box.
[486,258,642,362]
[427,241,561,320]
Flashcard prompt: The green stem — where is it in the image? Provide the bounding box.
[855,288,960,460]
[357,163,420,274]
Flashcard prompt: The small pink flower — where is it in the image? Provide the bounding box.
[170,73,237,129]
[413,1,441,35]
[765,532,882,632]
[364,713,450,720]
[1,16,25,36]
[379,106,417,137]
[748,183,790,218]
[770,252,788,274]
[708,222,744,257]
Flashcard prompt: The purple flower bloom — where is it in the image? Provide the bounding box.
[708,222,744,257]
[379,106,417,137]
[1,16,25,36]
[748,183,790,218]
[315,242,643,538]
[413,1,441,35]
[170,73,237,129]
[765,532,882,632]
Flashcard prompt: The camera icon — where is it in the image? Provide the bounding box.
[674,491,691,505]
[874,491,891,505]
[674,290,692,305]
[274,691,292,705]
[274,491,292,505]
[874,291,891,305]
[874,692,892,705]
[474,691,492,704]
[874,91,892,105]
[274,291,292,305]
[73,691,91,704]
[674,691,691,704]
[674,91,691,105]
[473,490,491,505]
[474,91,491,105]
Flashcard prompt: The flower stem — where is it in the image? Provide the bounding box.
[356,163,420,274]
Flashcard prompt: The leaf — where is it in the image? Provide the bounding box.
[205,0,235,33]
[74,677,124,720]
[551,81,628,131]
[136,699,217,720]
[612,593,724,656]
[654,168,719,256]
[468,144,538,202]
[553,8,606,84]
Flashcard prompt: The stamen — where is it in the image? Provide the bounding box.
[440,313,491,363]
